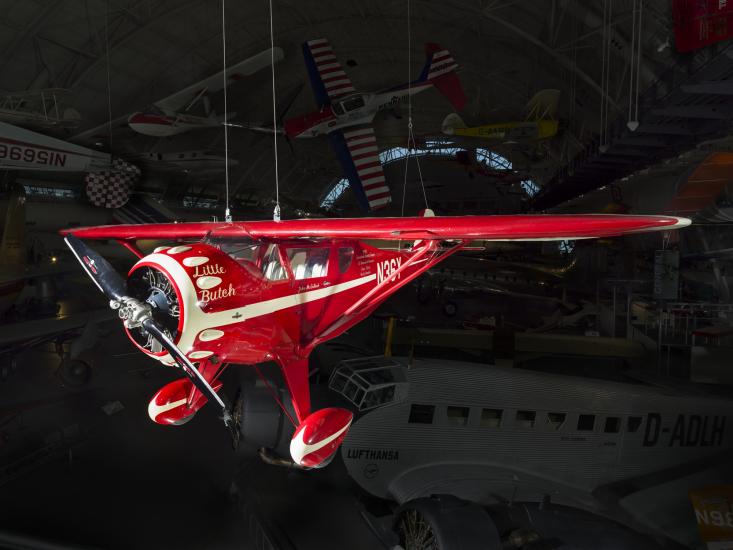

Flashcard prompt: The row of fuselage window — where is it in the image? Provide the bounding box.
[407,403,644,434]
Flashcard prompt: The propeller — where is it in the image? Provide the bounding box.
[64,234,232,426]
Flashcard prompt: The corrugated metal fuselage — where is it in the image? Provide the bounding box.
[342,359,732,516]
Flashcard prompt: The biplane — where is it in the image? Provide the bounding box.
[62,213,690,468]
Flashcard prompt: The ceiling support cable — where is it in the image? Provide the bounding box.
[634,0,644,129]
[401,0,429,218]
[221,0,232,222]
[599,0,612,152]
[267,0,281,222]
[104,0,113,157]
[627,0,643,131]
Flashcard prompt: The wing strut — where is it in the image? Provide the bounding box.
[306,239,467,352]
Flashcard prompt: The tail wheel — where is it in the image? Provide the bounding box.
[398,508,439,550]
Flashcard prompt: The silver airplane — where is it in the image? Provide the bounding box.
[336,357,732,549]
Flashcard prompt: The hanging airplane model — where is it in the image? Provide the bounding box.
[0,88,81,129]
[442,89,560,144]
[282,39,467,211]
[71,48,284,141]
[127,48,284,137]
[61,213,689,469]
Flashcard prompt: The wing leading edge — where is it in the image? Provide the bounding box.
[63,214,690,242]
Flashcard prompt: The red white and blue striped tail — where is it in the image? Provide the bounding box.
[423,47,458,81]
[418,44,466,111]
[304,38,355,104]
[328,125,391,211]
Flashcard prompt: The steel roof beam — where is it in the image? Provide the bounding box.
[650,106,733,119]
[614,137,669,147]
[681,81,733,95]
[635,124,692,135]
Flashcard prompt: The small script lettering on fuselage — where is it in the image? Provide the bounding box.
[200,283,235,302]
[192,264,225,277]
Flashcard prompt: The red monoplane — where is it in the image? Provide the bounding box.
[62,213,689,468]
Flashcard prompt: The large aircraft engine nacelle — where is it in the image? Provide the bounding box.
[124,243,256,365]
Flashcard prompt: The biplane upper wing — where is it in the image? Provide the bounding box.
[302,38,355,108]
[63,214,690,242]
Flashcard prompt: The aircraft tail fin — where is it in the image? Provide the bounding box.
[418,44,466,111]
[441,113,467,135]
[524,89,561,121]
[1,186,26,268]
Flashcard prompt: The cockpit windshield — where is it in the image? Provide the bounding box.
[340,95,365,113]
[204,236,332,282]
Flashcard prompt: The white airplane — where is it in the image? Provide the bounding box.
[0,120,111,173]
[332,357,731,548]
[77,48,283,139]
[124,149,238,175]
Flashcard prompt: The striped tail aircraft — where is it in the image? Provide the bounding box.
[284,39,466,211]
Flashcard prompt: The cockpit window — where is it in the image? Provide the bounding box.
[287,247,329,279]
[341,95,365,112]
[204,236,259,266]
[262,244,288,281]
[332,103,344,116]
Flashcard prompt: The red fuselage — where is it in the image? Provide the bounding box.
[126,237,420,370]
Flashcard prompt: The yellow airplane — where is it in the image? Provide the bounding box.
[441,89,560,143]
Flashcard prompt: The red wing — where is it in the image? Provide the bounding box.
[62,215,689,242]
[61,221,229,240]
[214,214,690,241]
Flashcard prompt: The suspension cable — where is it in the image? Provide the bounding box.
[634,0,643,123]
[628,0,637,127]
[268,0,281,221]
[400,0,429,217]
[105,0,113,157]
[221,0,232,222]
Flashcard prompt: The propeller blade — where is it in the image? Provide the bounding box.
[142,318,231,424]
[64,234,127,302]
[65,234,232,427]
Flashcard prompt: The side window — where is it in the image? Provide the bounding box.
[516,410,536,428]
[604,417,621,433]
[547,412,566,431]
[446,406,470,427]
[288,247,329,279]
[627,416,642,433]
[408,404,435,424]
[480,408,502,428]
[577,414,596,431]
[338,247,354,274]
[262,244,287,281]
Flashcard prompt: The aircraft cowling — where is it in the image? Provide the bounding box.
[124,243,262,366]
